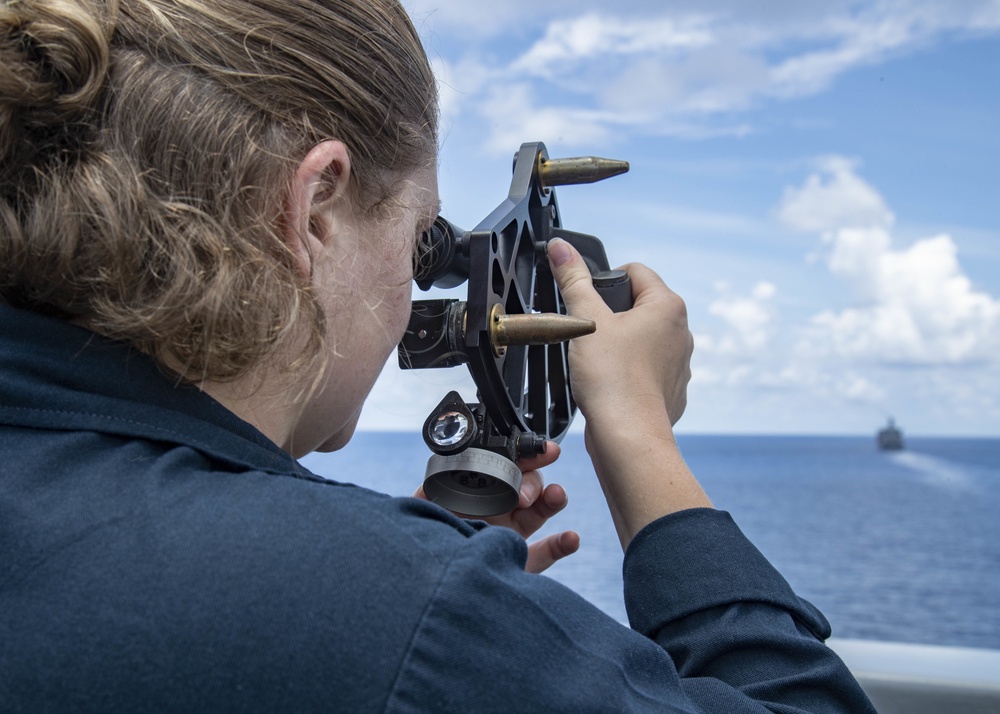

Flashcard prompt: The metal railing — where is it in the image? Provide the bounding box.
[829,639,1000,713]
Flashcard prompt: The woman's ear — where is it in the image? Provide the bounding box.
[284,140,352,280]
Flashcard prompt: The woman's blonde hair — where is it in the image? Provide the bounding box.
[0,0,437,379]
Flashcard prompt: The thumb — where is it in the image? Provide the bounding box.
[547,238,606,317]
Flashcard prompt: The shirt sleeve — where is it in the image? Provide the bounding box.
[384,508,876,713]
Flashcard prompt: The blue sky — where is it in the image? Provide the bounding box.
[360,0,1000,437]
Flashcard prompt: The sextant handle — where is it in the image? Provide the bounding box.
[547,227,634,314]
[594,270,633,313]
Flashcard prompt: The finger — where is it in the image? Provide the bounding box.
[518,441,560,472]
[616,262,686,313]
[524,530,581,574]
[435,477,550,525]
[510,482,568,538]
[617,261,666,299]
[547,238,608,318]
[518,469,544,509]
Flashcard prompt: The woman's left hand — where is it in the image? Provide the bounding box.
[414,442,580,574]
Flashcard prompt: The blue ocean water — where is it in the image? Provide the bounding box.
[302,432,1000,650]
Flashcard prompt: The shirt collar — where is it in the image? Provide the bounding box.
[0,303,310,476]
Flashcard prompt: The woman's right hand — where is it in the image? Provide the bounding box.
[546,238,692,428]
[546,238,712,549]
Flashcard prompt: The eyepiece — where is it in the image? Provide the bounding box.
[413,216,470,290]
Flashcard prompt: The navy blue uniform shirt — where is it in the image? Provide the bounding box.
[0,304,875,712]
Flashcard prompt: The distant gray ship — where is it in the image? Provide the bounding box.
[877,418,904,450]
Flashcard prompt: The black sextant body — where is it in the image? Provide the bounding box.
[397,142,630,516]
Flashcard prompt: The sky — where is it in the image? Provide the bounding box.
[359,0,1000,437]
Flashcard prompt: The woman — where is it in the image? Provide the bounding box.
[0,0,875,711]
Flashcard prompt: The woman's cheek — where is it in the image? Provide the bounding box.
[390,284,413,340]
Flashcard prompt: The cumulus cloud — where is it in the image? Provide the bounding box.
[692,155,999,425]
[836,373,886,403]
[699,280,777,354]
[777,156,894,234]
[781,158,1000,364]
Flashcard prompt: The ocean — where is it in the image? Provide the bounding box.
[302,432,1000,651]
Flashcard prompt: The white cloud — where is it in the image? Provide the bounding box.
[601,47,772,117]
[475,83,647,154]
[511,13,714,74]
[824,227,893,298]
[808,234,1000,364]
[782,159,1000,364]
[777,156,894,234]
[766,11,918,98]
[700,280,777,354]
[411,1,1000,152]
[689,157,999,434]
[836,373,886,402]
